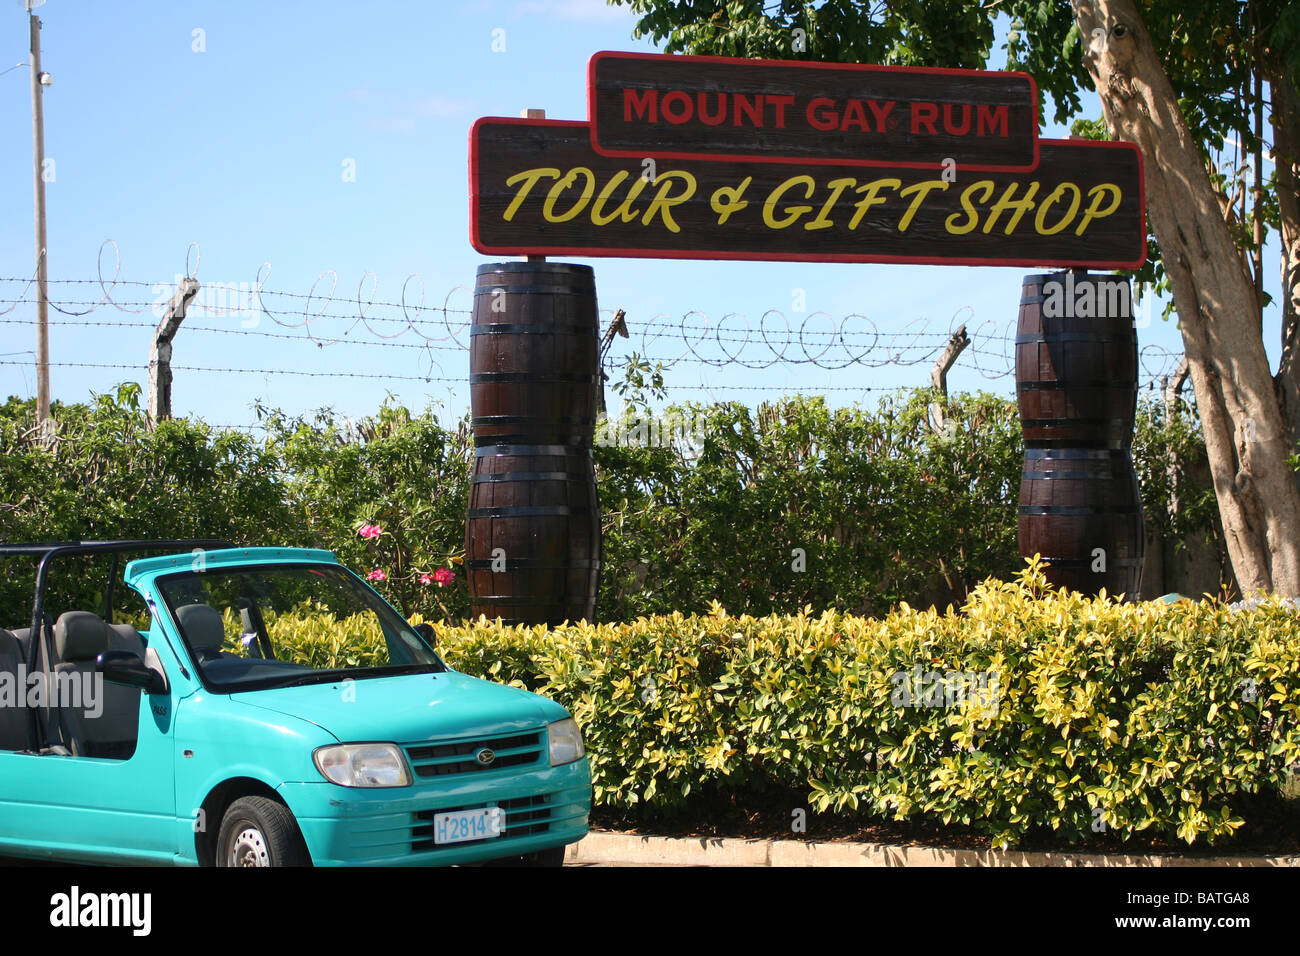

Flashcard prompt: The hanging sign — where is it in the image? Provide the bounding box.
[470,117,1145,268]
[468,52,1146,268]
[588,51,1040,171]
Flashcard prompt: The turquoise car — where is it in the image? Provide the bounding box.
[0,540,591,866]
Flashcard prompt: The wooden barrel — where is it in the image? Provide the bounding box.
[467,444,600,625]
[466,262,601,626]
[1018,448,1145,598]
[469,262,599,446]
[1015,271,1138,449]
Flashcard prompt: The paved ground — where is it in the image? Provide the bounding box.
[7,837,1293,867]
[564,831,1300,867]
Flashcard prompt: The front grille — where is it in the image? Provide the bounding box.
[411,794,554,852]
[405,731,544,778]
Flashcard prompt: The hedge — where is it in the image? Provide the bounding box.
[0,382,1227,626]
[255,559,1300,849]
[425,559,1300,849]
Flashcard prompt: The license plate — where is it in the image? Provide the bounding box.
[433,806,504,845]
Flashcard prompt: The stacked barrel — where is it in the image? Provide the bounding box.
[1015,271,1145,598]
[466,262,601,626]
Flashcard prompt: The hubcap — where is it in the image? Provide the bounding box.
[228,825,270,867]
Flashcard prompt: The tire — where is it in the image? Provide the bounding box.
[216,796,311,867]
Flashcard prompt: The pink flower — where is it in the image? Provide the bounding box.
[366,569,387,582]
[419,573,433,585]
[359,524,383,539]
[433,567,455,587]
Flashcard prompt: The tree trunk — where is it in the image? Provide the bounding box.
[1072,0,1300,597]
[1270,73,1300,488]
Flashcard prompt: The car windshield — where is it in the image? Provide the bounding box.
[155,563,444,691]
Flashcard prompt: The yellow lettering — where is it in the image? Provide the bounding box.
[1034,183,1082,235]
[764,175,816,229]
[710,177,753,226]
[897,180,948,232]
[945,180,996,235]
[982,181,1041,234]
[1075,183,1123,236]
[591,170,649,226]
[503,167,561,222]
[542,167,596,223]
[641,170,697,233]
[806,177,858,231]
[848,178,902,231]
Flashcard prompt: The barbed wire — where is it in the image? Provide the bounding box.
[0,241,1191,398]
[0,312,997,362]
[0,285,1192,384]
[0,357,1180,394]
[0,359,461,384]
[0,298,1189,386]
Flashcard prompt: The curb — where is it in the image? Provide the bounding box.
[564,831,1300,867]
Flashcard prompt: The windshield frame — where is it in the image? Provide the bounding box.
[153,560,446,694]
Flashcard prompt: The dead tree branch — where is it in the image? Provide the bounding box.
[148,277,200,427]
[928,324,969,433]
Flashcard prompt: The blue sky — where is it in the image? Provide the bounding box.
[0,0,1280,428]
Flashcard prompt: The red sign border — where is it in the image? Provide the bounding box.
[468,117,1147,270]
[586,50,1043,174]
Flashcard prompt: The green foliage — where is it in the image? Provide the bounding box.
[223,606,389,669]
[622,0,1001,73]
[609,351,666,409]
[427,559,1300,847]
[0,386,292,621]
[594,389,1024,619]
[1,383,1223,626]
[258,400,472,619]
[1133,397,1222,549]
[0,390,469,625]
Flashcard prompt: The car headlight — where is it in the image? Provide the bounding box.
[548,717,585,766]
[313,743,411,788]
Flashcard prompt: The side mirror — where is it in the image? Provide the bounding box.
[96,649,167,694]
[412,622,437,650]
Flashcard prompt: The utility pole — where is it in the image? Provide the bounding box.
[28,0,51,430]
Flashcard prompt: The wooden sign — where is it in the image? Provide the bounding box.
[469,117,1146,268]
[589,51,1039,172]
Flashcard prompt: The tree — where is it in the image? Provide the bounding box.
[612,0,1300,596]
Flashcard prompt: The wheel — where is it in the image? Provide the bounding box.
[216,796,311,867]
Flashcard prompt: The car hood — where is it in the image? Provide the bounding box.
[236,669,568,743]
